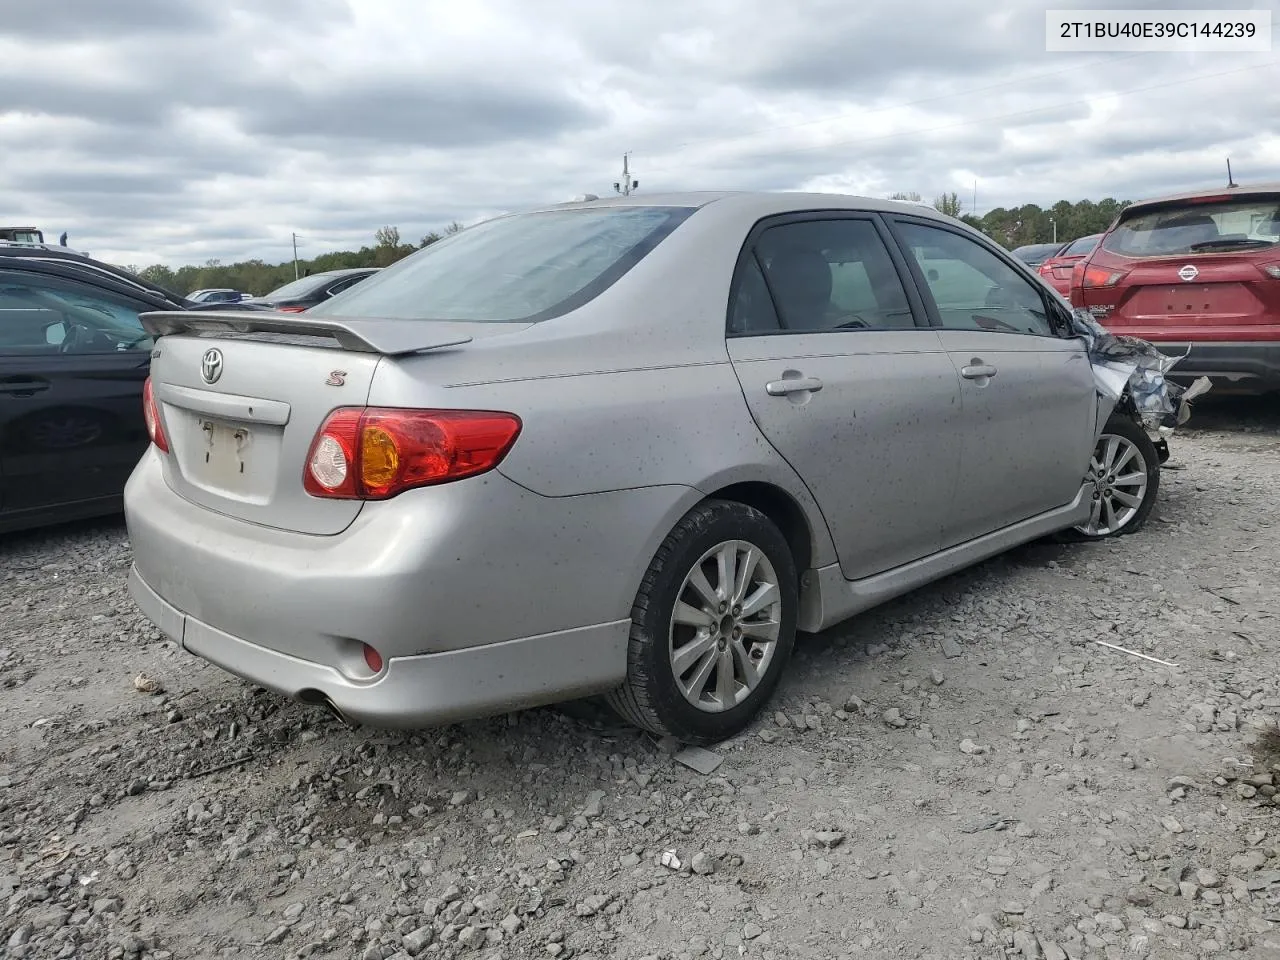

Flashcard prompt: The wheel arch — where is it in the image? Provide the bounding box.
[703,480,815,575]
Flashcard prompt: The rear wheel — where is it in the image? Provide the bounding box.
[1059,413,1160,541]
[606,500,798,745]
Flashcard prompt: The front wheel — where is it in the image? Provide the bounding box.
[1059,413,1160,541]
[606,500,798,745]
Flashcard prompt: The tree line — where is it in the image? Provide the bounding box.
[125,222,463,298]
[890,192,1131,248]
[123,196,1133,298]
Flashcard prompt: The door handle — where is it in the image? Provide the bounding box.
[960,363,998,380]
[766,376,824,396]
[0,378,51,396]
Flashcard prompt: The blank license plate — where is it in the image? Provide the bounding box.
[197,420,252,489]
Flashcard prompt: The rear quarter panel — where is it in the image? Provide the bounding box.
[362,198,840,571]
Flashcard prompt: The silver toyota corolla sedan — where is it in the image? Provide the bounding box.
[125,191,1163,744]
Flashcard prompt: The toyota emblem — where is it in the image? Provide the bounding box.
[200,347,224,384]
[1178,264,1199,282]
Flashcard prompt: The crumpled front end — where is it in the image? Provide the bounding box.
[1071,308,1214,445]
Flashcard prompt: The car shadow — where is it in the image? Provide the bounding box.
[1178,393,1280,434]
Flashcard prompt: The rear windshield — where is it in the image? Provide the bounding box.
[1060,234,1100,256]
[311,205,696,322]
[1011,244,1059,265]
[263,274,334,300]
[1103,196,1280,257]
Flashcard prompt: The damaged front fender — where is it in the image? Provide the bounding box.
[1071,308,1213,446]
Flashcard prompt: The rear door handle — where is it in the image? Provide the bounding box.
[960,364,997,380]
[766,376,824,396]
[0,378,51,396]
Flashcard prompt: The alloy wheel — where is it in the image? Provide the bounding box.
[667,539,783,713]
[1077,432,1149,537]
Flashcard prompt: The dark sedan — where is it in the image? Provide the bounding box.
[1010,242,1063,267]
[0,246,265,533]
[249,267,380,312]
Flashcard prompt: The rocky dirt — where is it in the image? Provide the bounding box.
[3,397,1280,960]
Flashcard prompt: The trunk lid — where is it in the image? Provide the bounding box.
[1105,255,1276,329]
[140,311,478,536]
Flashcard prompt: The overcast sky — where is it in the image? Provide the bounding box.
[1,0,1277,267]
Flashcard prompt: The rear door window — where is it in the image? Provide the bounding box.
[1103,197,1280,257]
[728,217,920,335]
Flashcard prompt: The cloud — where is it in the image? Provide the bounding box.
[0,0,216,41]
[0,0,1276,267]
[240,81,602,149]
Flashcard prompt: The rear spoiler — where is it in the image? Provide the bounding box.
[139,309,474,356]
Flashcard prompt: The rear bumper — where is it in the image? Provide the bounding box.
[128,566,629,728]
[1149,341,1280,392]
[124,447,699,727]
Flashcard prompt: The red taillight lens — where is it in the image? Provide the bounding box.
[142,377,169,453]
[1082,265,1127,288]
[1037,260,1054,276]
[362,643,383,673]
[303,407,522,500]
[276,306,307,313]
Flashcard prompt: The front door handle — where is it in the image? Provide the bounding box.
[0,377,51,396]
[960,363,998,380]
[766,376,824,396]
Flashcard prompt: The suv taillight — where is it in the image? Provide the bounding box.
[1082,265,1127,288]
[303,407,522,500]
[142,377,169,453]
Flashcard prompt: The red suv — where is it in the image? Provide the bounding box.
[1070,184,1280,394]
[1037,233,1102,296]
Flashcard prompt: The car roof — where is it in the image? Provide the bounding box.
[0,248,187,305]
[530,190,966,223]
[317,267,380,278]
[1123,181,1280,213]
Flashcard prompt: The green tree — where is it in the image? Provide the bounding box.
[933,192,962,218]
[889,191,923,202]
[445,221,464,235]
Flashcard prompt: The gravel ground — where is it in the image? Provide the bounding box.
[3,397,1280,960]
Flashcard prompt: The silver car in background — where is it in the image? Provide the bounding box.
[125,192,1162,744]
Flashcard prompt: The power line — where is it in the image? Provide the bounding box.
[644,58,1277,175]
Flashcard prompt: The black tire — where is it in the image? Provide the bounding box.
[1057,412,1160,543]
[606,500,798,745]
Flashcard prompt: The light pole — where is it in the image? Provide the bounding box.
[1049,218,1057,244]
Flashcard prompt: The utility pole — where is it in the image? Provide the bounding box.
[292,232,301,279]
[613,153,638,196]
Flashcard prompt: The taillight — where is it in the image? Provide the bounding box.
[1265,265,1280,280]
[303,407,522,500]
[276,306,307,313]
[1082,265,1127,288]
[142,377,169,453]
[1037,260,1054,276]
